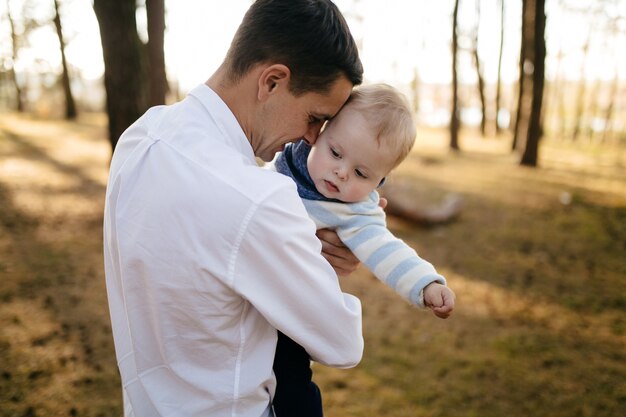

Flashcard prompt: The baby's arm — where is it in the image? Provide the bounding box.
[338,219,450,312]
[315,198,389,276]
[358,223,455,318]
[304,197,455,317]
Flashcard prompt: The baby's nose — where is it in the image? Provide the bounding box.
[335,167,348,180]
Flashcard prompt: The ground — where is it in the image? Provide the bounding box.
[0,112,624,417]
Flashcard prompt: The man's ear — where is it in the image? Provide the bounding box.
[257,64,291,101]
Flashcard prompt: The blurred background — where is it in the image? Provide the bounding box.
[2,0,626,153]
[0,1,625,416]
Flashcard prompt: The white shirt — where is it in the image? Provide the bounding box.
[103,84,363,417]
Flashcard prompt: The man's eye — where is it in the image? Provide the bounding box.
[355,169,367,179]
[309,116,321,124]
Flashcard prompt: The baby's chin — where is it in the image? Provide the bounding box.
[341,191,375,203]
[331,191,367,204]
[315,186,335,201]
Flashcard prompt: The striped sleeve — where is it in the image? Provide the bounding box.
[303,196,446,308]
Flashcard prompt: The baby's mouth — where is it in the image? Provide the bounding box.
[323,180,339,193]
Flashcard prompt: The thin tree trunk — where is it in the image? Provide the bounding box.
[602,67,619,143]
[472,0,487,136]
[587,76,603,141]
[512,0,529,151]
[411,68,420,115]
[495,0,505,134]
[550,49,565,139]
[93,0,147,151]
[53,0,77,120]
[571,28,592,141]
[521,0,546,167]
[450,0,461,151]
[146,0,167,106]
[6,0,24,112]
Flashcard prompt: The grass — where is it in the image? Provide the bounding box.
[0,113,624,416]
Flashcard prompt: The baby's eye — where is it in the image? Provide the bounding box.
[355,169,367,179]
[330,148,341,158]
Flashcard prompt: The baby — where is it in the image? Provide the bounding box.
[270,83,456,417]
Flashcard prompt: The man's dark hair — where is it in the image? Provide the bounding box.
[224,0,363,95]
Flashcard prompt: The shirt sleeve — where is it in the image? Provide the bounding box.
[310,199,446,308]
[230,185,363,368]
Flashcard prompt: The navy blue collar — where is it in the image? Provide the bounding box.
[274,141,341,202]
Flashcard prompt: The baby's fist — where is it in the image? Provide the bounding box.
[423,282,456,319]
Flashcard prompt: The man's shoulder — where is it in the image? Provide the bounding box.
[179,157,302,218]
[233,163,300,204]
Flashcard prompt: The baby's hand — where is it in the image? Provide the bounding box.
[423,282,456,319]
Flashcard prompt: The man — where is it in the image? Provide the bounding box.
[103,1,364,416]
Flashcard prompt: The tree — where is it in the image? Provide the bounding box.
[570,25,592,141]
[547,35,566,139]
[450,0,461,151]
[93,0,148,151]
[146,0,167,107]
[602,61,621,143]
[495,0,505,134]
[5,0,24,112]
[512,2,526,151]
[53,0,76,119]
[471,0,487,136]
[520,0,546,167]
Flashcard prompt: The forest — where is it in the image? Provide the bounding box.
[0,0,625,416]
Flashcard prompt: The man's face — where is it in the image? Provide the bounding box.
[254,76,353,162]
[307,106,396,203]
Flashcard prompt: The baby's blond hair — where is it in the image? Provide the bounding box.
[343,83,416,168]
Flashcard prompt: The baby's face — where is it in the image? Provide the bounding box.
[307,107,397,203]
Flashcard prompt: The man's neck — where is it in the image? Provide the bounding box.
[206,65,256,145]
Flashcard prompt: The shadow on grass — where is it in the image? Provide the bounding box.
[0,128,120,416]
[0,127,105,194]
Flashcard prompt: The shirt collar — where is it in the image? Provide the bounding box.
[188,83,256,165]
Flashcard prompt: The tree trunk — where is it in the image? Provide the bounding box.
[411,68,420,115]
[495,0,504,134]
[472,0,487,136]
[587,77,603,141]
[549,47,565,139]
[6,0,24,112]
[571,28,592,141]
[53,0,77,120]
[521,0,546,167]
[602,66,619,143]
[93,0,148,151]
[146,0,167,106]
[512,0,531,151]
[450,0,461,151]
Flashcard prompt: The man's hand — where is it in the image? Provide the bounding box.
[423,282,456,319]
[316,229,359,276]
